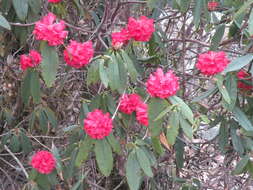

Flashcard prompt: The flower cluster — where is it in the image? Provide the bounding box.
[30,151,56,174]
[119,93,149,126]
[33,12,68,46]
[64,40,94,68]
[111,16,154,48]
[84,109,113,139]
[146,68,179,99]
[196,51,230,76]
[20,50,42,71]
[237,70,253,91]
[208,1,219,11]
[48,0,62,3]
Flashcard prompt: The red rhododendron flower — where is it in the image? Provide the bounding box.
[237,70,253,90]
[64,40,94,68]
[48,0,62,3]
[84,109,113,139]
[33,12,68,46]
[20,50,42,71]
[208,1,219,11]
[119,93,141,114]
[111,28,130,49]
[30,151,56,174]
[146,68,179,98]
[136,103,149,126]
[196,51,230,76]
[127,16,154,42]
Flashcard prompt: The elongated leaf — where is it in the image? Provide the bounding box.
[20,132,33,154]
[21,69,32,105]
[216,75,231,104]
[232,155,250,175]
[108,55,123,93]
[51,143,62,172]
[224,54,253,73]
[41,43,59,87]
[170,96,194,124]
[136,147,153,177]
[106,134,121,154]
[12,0,28,21]
[167,111,180,145]
[94,139,113,176]
[98,59,109,88]
[75,137,93,167]
[179,117,193,139]
[218,121,229,154]
[43,107,57,128]
[30,71,41,104]
[28,0,41,14]
[175,138,185,169]
[193,0,203,28]
[126,151,142,190]
[120,50,138,82]
[234,0,253,20]
[154,105,175,121]
[223,74,237,110]
[249,9,253,35]
[0,15,11,30]
[233,107,253,131]
[87,61,99,85]
[151,136,164,155]
[211,24,225,50]
[231,125,244,155]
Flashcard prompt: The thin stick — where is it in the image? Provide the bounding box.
[4,145,29,179]
[112,89,126,120]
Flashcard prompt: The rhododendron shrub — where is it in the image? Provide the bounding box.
[2,0,253,189]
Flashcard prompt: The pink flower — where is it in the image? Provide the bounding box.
[208,1,219,11]
[237,70,253,90]
[127,16,154,42]
[20,50,42,71]
[64,40,94,68]
[136,103,149,126]
[119,93,141,114]
[30,151,56,174]
[84,109,113,139]
[196,51,230,76]
[111,28,130,49]
[48,0,62,3]
[33,12,68,46]
[146,68,179,98]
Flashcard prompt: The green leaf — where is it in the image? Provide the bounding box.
[178,0,191,13]
[98,59,109,88]
[136,147,153,177]
[43,107,57,128]
[233,107,253,131]
[87,60,99,85]
[218,121,229,154]
[94,139,113,176]
[223,74,237,110]
[40,43,59,87]
[148,98,169,136]
[126,151,142,190]
[224,54,253,73]
[108,55,123,93]
[51,143,62,172]
[249,9,253,35]
[231,125,244,155]
[170,96,194,124]
[154,105,175,121]
[20,132,33,154]
[179,117,193,139]
[232,155,250,175]
[21,69,32,105]
[192,87,218,102]
[30,71,41,104]
[9,135,21,153]
[75,137,93,167]
[151,136,164,155]
[234,0,253,20]
[210,24,225,50]
[120,50,138,82]
[167,111,180,145]
[28,0,41,14]
[216,75,231,104]
[12,0,28,21]
[0,15,11,30]
[106,134,121,154]
[36,173,51,190]
[193,0,203,28]
[175,138,185,169]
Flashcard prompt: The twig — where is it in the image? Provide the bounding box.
[112,89,126,120]
[0,167,16,190]
[4,145,29,179]
[9,22,35,26]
